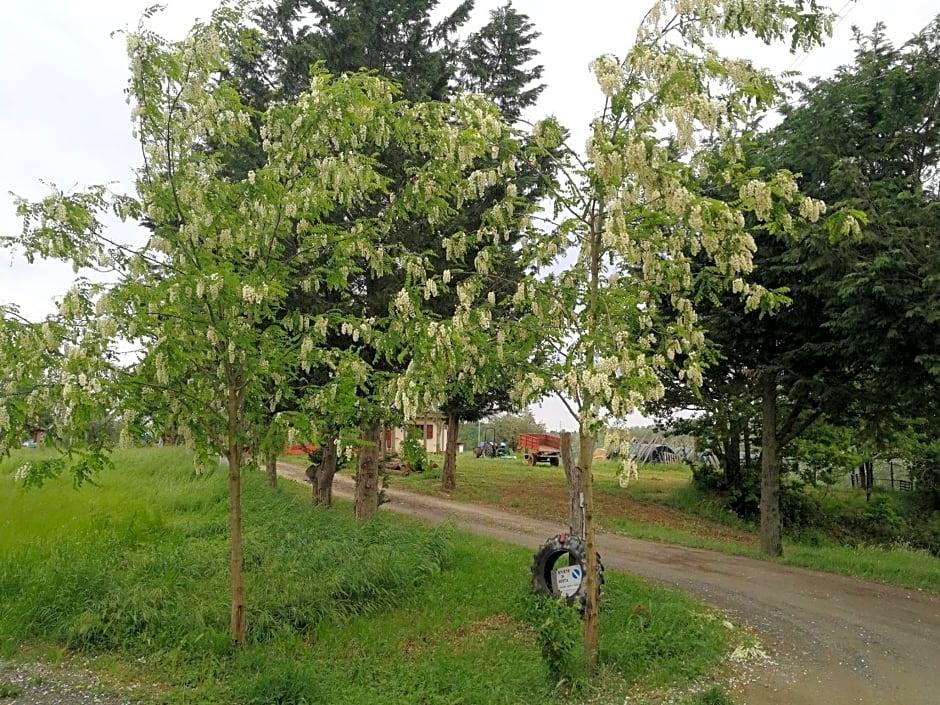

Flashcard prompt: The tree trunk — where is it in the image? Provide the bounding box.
[227,393,247,646]
[560,432,584,538]
[578,425,599,673]
[264,451,277,488]
[580,206,604,674]
[724,417,742,491]
[759,369,783,557]
[308,434,338,506]
[743,418,753,471]
[354,420,381,520]
[441,411,459,492]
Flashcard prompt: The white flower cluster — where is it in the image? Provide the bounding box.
[591,55,623,97]
[739,180,773,221]
[339,321,362,343]
[0,406,9,438]
[154,352,169,386]
[14,463,32,483]
[394,290,416,319]
[799,196,826,222]
[241,283,268,305]
[617,457,639,487]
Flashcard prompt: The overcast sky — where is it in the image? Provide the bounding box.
[1,1,937,429]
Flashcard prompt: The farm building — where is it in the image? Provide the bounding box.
[382,413,449,454]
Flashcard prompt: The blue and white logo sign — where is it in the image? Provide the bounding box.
[552,564,584,597]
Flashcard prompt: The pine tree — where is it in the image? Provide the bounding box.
[457,2,545,123]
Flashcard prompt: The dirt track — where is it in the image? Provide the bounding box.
[279,464,940,705]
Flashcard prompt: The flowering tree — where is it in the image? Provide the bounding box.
[242,0,547,498]
[516,0,844,671]
[1,282,120,483]
[2,8,523,645]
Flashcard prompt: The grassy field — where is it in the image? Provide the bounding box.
[390,453,940,592]
[0,448,744,705]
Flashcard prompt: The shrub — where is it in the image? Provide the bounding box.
[690,463,726,494]
[525,596,585,692]
[911,511,940,556]
[400,429,430,473]
[779,480,822,530]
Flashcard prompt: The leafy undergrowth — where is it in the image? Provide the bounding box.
[0,448,737,705]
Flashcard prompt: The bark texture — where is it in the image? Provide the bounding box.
[759,369,783,556]
[560,432,584,538]
[354,420,382,520]
[306,433,339,506]
[724,417,742,490]
[264,451,277,488]
[227,392,246,646]
[441,412,459,492]
[578,429,599,672]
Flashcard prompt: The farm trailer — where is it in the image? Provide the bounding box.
[519,433,561,466]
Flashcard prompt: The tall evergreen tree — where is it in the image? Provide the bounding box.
[257,0,473,102]
[457,2,544,123]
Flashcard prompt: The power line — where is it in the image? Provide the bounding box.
[786,0,862,74]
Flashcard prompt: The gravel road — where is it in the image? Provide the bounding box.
[0,658,135,705]
[277,464,940,705]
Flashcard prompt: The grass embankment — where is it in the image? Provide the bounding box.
[391,455,940,592]
[0,448,739,705]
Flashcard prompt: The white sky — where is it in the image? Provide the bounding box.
[1,0,936,430]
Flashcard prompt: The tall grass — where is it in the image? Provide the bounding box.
[0,448,734,704]
[1,449,451,655]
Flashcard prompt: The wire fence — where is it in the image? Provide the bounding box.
[844,459,917,493]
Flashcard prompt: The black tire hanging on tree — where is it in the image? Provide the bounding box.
[531,534,604,607]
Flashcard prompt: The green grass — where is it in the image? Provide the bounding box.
[0,448,736,704]
[390,452,940,592]
[781,542,939,587]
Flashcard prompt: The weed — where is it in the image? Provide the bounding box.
[0,683,23,698]
[231,650,320,705]
[690,685,736,704]
[526,596,585,693]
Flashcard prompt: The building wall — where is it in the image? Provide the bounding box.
[385,417,448,453]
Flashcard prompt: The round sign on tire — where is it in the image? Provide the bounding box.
[531,534,604,607]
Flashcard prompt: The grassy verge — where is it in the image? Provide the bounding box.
[390,453,940,592]
[0,448,741,705]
